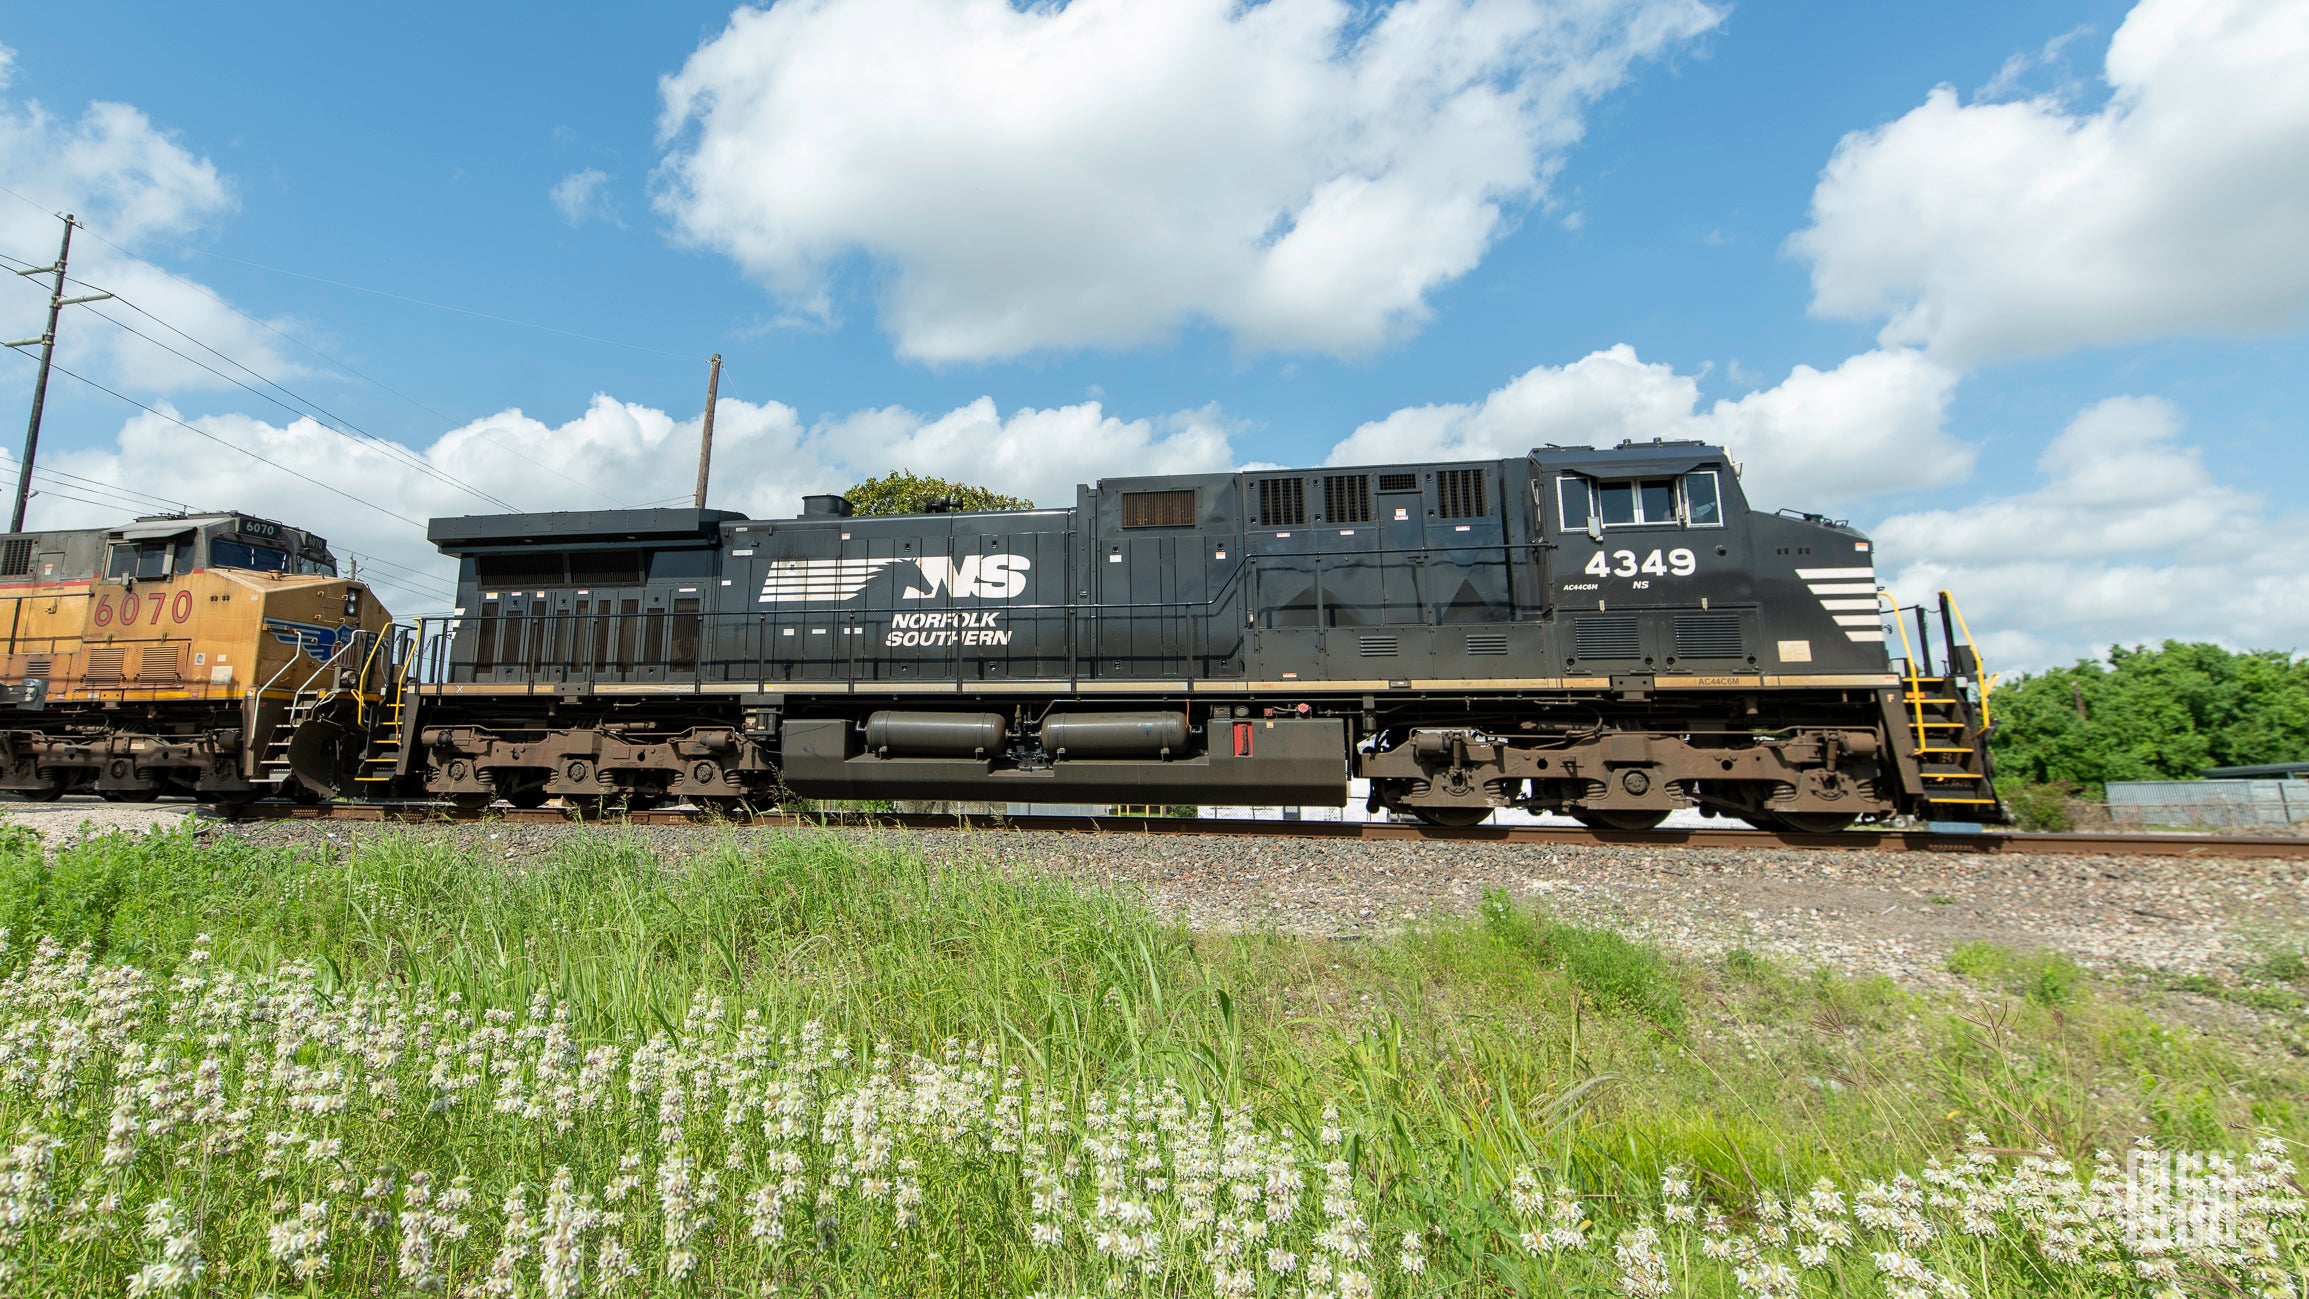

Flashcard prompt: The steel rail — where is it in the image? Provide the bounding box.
[204,803,2309,859]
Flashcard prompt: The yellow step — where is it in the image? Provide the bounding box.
[1924,796,1999,805]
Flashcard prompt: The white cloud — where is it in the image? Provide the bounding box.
[1873,396,2309,668]
[35,390,1238,612]
[549,168,615,227]
[654,0,1721,361]
[1790,0,2309,364]
[1323,344,1965,511]
[0,44,306,391]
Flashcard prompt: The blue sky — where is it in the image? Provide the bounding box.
[0,0,2303,666]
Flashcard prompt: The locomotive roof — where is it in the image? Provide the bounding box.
[0,510,321,544]
[1529,439,1728,476]
[428,506,747,551]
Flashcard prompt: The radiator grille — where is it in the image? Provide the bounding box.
[1255,477,1306,526]
[1673,613,1744,659]
[0,538,30,577]
[1121,488,1196,528]
[1465,632,1509,656]
[1322,474,1372,523]
[1436,468,1487,518]
[85,647,126,684]
[1377,473,1418,492]
[1358,635,1398,658]
[1572,618,1641,660]
[22,655,50,681]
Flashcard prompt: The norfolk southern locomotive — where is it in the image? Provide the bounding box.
[389,441,2000,827]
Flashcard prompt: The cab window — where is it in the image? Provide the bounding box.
[212,540,290,572]
[106,540,185,581]
[1683,471,1722,526]
[1556,475,1593,530]
[1556,470,1727,529]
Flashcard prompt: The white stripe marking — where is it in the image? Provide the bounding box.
[1819,598,1881,610]
[1796,567,1875,579]
[1844,630,1885,643]
[1807,583,1878,595]
[1832,614,1884,627]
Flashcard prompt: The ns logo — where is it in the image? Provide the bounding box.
[905,555,1030,599]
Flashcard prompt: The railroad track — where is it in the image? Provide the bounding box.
[209,802,2309,860]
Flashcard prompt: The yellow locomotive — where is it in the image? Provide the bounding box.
[0,512,398,802]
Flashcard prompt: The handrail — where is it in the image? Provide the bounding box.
[1937,589,1992,734]
[1879,589,1931,757]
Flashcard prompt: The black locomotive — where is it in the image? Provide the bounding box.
[396,440,2001,828]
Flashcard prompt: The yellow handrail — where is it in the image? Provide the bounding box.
[1937,589,1993,734]
[1880,589,1931,756]
[353,630,391,726]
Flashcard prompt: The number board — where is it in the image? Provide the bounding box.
[237,517,283,540]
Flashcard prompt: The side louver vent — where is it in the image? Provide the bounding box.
[1377,472,1418,493]
[1465,632,1509,656]
[85,647,126,684]
[0,538,31,577]
[1256,477,1307,527]
[1436,468,1487,518]
[135,645,182,682]
[1673,613,1744,659]
[1121,489,1196,528]
[1358,635,1399,658]
[1572,618,1641,660]
[1323,474,1372,523]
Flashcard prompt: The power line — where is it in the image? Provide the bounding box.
[0,453,192,515]
[0,188,654,513]
[1,347,425,530]
[15,218,629,509]
[76,298,523,512]
[0,454,458,603]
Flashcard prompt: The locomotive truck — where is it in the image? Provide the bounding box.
[0,441,2001,826]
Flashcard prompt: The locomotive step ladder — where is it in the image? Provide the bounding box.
[353,625,417,785]
[1885,591,2002,820]
[255,627,409,793]
[257,693,323,787]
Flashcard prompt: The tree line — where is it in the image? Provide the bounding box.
[1988,641,2309,791]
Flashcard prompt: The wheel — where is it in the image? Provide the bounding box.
[505,786,550,809]
[100,785,163,804]
[17,771,65,802]
[445,792,496,813]
[1571,809,1668,832]
[1768,812,1855,834]
[1400,805,1493,828]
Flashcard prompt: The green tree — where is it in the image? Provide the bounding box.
[842,470,1032,516]
[1989,641,2309,789]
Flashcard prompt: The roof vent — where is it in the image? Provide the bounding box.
[800,494,855,518]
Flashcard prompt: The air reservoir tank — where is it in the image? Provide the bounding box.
[1037,711,1190,759]
[863,711,1008,758]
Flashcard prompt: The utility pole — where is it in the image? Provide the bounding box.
[692,352,722,511]
[5,213,113,533]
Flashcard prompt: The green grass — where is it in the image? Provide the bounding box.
[0,821,2302,1296]
[1945,939,2088,1006]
